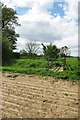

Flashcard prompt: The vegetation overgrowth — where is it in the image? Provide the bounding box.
[2,57,79,80]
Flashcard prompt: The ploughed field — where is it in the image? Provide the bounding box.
[2,72,79,118]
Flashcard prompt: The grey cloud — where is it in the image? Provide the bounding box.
[16,20,62,43]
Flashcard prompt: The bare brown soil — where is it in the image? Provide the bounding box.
[2,72,79,118]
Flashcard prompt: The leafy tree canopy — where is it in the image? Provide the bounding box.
[1,3,20,65]
[2,4,20,30]
[42,43,60,62]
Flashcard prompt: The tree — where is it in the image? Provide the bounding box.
[42,43,60,66]
[60,46,70,70]
[2,37,13,65]
[1,4,20,65]
[3,27,19,49]
[25,41,40,58]
[1,4,20,30]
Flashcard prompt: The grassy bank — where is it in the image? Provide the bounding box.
[2,57,79,80]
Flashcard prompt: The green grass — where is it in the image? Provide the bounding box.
[56,57,79,80]
[12,58,49,68]
[2,66,55,77]
[2,57,79,80]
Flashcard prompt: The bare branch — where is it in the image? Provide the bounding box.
[25,41,40,54]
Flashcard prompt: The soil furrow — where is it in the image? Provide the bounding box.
[2,72,78,118]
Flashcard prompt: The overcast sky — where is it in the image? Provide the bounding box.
[1,0,79,56]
